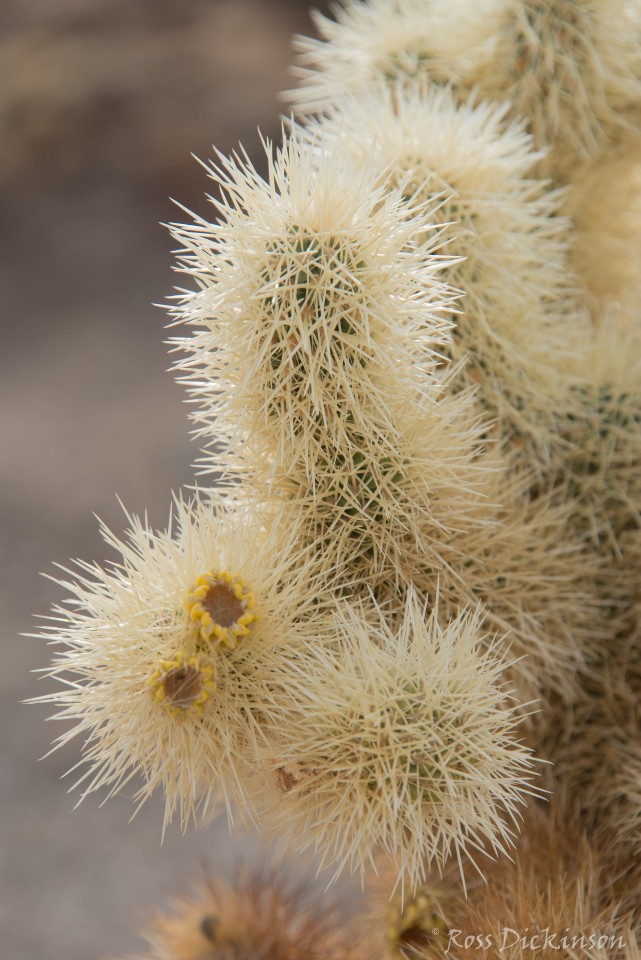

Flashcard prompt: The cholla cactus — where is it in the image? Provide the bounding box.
[428,798,636,960]
[286,0,504,111]
[566,143,641,324]
[471,0,641,181]
[561,324,641,549]
[112,869,368,960]
[169,133,454,483]
[300,82,584,469]
[33,0,641,955]
[252,595,538,887]
[367,797,635,959]
[33,496,342,829]
[289,0,641,186]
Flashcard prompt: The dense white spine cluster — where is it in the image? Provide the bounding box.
[298,84,585,470]
[252,595,539,887]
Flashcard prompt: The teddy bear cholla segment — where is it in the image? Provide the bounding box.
[168,132,457,496]
[251,593,539,888]
[285,0,504,112]
[111,869,371,960]
[298,82,583,471]
[34,495,337,831]
[471,0,641,182]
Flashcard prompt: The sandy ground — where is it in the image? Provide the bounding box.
[0,3,353,957]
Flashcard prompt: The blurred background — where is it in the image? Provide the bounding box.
[0,2,336,957]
